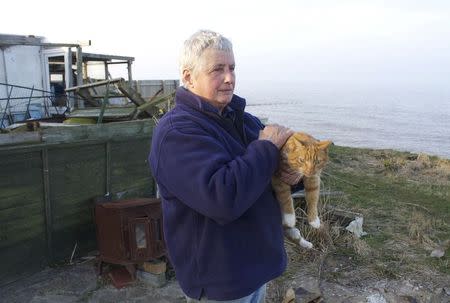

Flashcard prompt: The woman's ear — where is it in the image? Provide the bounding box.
[182,69,194,88]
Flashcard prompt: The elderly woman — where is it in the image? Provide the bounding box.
[149,30,298,302]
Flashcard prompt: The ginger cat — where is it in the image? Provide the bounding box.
[272,132,332,249]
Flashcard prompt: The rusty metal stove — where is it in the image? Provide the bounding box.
[94,198,165,278]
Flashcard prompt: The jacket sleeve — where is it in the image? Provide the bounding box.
[150,125,280,225]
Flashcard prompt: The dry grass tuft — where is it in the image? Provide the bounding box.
[416,153,432,167]
[407,211,433,244]
[351,236,371,257]
[293,191,346,253]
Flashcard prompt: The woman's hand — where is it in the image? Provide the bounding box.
[258,124,293,149]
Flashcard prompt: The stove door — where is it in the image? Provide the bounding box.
[128,217,152,261]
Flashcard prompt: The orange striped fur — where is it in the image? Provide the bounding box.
[272,132,332,249]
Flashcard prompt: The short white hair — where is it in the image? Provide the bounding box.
[179,30,233,84]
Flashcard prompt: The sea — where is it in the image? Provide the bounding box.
[239,83,450,159]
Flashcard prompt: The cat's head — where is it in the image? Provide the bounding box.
[282,132,332,177]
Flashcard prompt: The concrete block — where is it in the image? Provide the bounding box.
[136,270,166,288]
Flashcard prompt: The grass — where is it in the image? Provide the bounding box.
[269,145,450,302]
[325,146,449,273]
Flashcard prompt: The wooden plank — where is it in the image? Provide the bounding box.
[110,139,155,197]
[0,237,47,286]
[67,107,136,119]
[0,151,43,213]
[0,217,46,249]
[42,120,153,144]
[46,144,105,261]
[74,88,98,107]
[52,208,93,229]
[0,132,41,146]
[0,203,43,223]
[0,120,154,152]
[323,205,363,227]
[76,47,84,91]
[0,161,46,285]
[116,80,156,116]
[292,190,345,199]
[65,78,122,92]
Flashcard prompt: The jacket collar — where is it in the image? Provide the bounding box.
[175,87,246,115]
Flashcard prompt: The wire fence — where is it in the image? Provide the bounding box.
[0,82,69,128]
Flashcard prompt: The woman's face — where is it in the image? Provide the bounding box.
[184,49,235,112]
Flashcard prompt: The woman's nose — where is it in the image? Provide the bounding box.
[224,70,235,83]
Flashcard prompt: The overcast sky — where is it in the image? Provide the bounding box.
[2,0,450,90]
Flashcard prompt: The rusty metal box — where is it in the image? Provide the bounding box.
[94,198,165,266]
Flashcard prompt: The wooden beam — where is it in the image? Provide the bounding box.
[0,40,80,48]
[74,88,99,107]
[81,52,134,62]
[75,47,85,108]
[127,60,133,83]
[0,132,42,146]
[65,78,123,92]
[76,47,83,86]
[66,48,74,110]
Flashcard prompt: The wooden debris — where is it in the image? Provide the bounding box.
[291,190,344,199]
[67,107,136,121]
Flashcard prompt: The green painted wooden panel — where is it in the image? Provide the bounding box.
[0,238,47,286]
[0,151,47,286]
[0,151,44,210]
[0,119,157,285]
[110,138,155,197]
[48,144,106,260]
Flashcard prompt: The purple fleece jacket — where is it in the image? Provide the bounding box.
[149,87,287,300]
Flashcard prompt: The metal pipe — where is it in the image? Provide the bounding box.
[1,86,13,127]
[26,85,35,119]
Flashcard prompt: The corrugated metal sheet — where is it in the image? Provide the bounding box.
[134,80,179,100]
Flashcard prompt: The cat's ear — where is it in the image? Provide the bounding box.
[283,136,297,152]
[318,140,333,150]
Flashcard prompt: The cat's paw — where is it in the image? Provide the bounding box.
[309,217,321,229]
[299,237,313,249]
[285,227,301,240]
[282,213,296,228]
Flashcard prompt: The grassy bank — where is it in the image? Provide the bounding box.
[324,145,449,275]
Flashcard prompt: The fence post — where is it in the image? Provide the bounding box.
[42,147,53,261]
